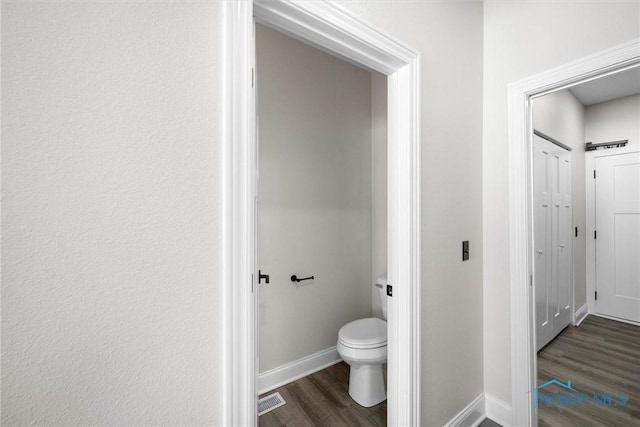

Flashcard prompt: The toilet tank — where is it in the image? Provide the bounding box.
[376,273,388,320]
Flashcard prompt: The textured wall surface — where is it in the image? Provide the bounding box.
[256,24,373,372]
[2,2,225,425]
[6,1,637,425]
[533,90,587,309]
[483,0,640,404]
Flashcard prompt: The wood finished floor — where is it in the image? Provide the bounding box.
[537,315,640,427]
[258,362,386,426]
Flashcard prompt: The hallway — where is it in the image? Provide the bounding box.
[537,315,640,426]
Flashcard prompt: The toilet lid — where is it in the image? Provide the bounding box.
[338,318,387,349]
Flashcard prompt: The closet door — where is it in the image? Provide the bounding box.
[534,135,573,351]
[555,147,572,336]
[534,136,554,350]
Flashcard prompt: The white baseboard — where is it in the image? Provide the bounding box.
[592,313,640,327]
[444,393,486,427]
[575,303,588,326]
[485,393,512,427]
[258,346,341,394]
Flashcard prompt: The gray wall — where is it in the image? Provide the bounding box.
[2,2,224,425]
[3,2,484,424]
[6,1,636,425]
[339,2,485,425]
[371,72,387,319]
[256,25,373,373]
[533,90,587,310]
[483,0,640,405]
[586,94,640,147]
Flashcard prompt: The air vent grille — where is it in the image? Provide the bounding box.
[258,392,286,416]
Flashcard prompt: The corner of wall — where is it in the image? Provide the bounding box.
[371,71,387,319]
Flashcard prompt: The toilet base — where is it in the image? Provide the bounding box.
[348,363,386,407]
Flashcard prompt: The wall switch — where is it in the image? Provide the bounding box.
[462,240,469,261]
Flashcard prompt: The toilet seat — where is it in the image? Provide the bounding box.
[338,318,387,349]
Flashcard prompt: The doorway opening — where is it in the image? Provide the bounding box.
[222,2,421,425]
[508,38,640,426]
[255,22,389,423]
[531,65,640,426]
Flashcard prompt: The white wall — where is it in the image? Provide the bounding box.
[585,94,640,147]
[371,72,387,319]
[338,2,484,425]
[2,2,483,425]
[483,0,640,406]
[2,2,224,425]
[533,90,587,309]
[256,25,373,372]
[13,1,637,425]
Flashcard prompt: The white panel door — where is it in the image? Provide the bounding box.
[555,146,573,334]
[534,137,554,349]
[534,135,573,351]
[595,152,640,323]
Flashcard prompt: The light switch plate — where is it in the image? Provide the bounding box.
[462,240,469,261]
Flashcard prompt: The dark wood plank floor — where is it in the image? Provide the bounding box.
[537,315,640,427]
[259,362,386,426]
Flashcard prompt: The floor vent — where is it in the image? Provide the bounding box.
[258,392,286,416]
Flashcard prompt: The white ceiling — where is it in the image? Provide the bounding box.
[569,67,640,106]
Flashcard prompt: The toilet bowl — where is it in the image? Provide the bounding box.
[336,273,388,407]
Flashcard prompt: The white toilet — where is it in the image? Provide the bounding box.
[336,273,388,407]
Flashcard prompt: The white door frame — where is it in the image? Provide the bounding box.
[222,1,421,425]
[507,38,640,426]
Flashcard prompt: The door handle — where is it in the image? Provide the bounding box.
[259,270,270,284]
[537,249,544,254]
[560,244,566,248]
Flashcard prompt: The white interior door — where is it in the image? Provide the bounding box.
[556,144,573,333]
[595,152,640,323]
[534,136,554,349]
[534,135,572,351]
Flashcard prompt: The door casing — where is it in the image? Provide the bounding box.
[222,1,422,425]
[508,39,640,426]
